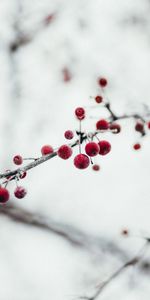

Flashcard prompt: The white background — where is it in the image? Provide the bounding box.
[0,0,150,299]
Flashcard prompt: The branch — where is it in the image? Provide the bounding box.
[0,103,149,181]
[0,139,79,180]
[0,203,129,260]
[105,103,149,123]
[9,12,56,52]
[80,241,149,300]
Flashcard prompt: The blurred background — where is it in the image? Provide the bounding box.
[0,0,150,299]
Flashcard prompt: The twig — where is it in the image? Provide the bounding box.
[0,139,80,180]
[80,241,149,300]
[0,104,149,181]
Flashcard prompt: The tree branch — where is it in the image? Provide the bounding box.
[0,203,129,260]
[0,104,149,182]
[80,241,149,300]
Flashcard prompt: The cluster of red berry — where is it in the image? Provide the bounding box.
[133,121,150,150]
[0,155,27,204]
[0,77,149,205]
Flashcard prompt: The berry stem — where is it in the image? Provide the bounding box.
[79,120,82,154]
[23,158,38,161]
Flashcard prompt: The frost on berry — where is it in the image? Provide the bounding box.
[133,143,141,150]
[110,123,121,134]
[98,77,108,87]
[57,145,73,159]
[96,119,109,130]
[0,187,10,204]
[95,95,103,104]
[135,122,144,133]
[14,186,27,199]
[41,145,54,156]
[13,155,23,165]
[75,107,85,120]
[92,164,100,171]
[98,140,111,156]
[85,142,100,157]
[74,154,90,169]
[64,130,74,140]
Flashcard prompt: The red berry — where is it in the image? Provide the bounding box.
[14,186,27,199]
[19,171,27,179]
[0,187,10,203]
[41,145,54,156]
[75,107,85,120]
[92,164,100,171]
[96,119,109,130]
[98,77,108,87]
[121,229,129,236]
[147,122,150,129]
[57,145,72,159]
[135,122,144,133]
[109,123,121,134]
[13,155,23,165]
[98,140,111,155]
[62,67,72,82]
[95,95,103,104]
[44,13,55,25]
[64,130,74,140]
[133,143,141,150]
[85,142,100,157]
[74,154,90,169]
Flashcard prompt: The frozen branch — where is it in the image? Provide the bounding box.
[0,104,149,182]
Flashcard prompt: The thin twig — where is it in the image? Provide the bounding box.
[80,241,149,300]
[0,104,149,181]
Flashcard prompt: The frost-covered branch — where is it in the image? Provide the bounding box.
[0,103,149,182]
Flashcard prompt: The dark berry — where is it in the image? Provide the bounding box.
[133,143,141,150]
[121,229,129,236]
[135,122,144,133]
[95,95,103,104]
[109,123,121,134]
[98,77,108,87]
[13,155,23,165]
[98,140,111,155]
[74,154,90,169]
[85,142,100,157]
[41,145,54,156]
[44,13,55,25]
[96,119,109,130]
[19,171,27,179]
[62,67,72,82]
[92,164,100,171]
[64,130,74,140]
[0,187,10,203]
[75,107,85,120]
[57,145,72,159]
[14,186,27,199]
